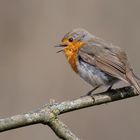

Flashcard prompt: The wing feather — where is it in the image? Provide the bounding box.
[78,42,128,82]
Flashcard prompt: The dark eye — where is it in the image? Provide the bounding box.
[68,38,73,42]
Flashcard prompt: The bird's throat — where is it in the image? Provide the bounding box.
[64,46,78,73]
[63,41,85,73]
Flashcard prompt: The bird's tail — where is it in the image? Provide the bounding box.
[126,68,140,94]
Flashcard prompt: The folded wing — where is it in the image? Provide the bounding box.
[78,40,140,93]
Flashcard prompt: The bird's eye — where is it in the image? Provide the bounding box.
[68,38,73,42]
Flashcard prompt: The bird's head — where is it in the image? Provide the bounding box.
[55,28,93,53]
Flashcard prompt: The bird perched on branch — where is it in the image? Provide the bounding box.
[56,28,140,95]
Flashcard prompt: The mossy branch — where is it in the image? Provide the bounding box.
[0,86,138,140]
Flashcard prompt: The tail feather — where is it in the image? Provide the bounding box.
[126,70,140,94]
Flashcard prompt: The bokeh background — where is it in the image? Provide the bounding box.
[0,0,140,140]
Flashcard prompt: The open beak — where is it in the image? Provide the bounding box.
[55,44,68,53]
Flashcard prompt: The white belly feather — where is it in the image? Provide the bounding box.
[76,58,118,87]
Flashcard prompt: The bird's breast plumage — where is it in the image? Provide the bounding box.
[64,47,78,73]
[63,42,85,73]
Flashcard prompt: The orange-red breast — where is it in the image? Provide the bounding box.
[56,28,140,94]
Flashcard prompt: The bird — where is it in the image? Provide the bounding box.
[55,28,140,95]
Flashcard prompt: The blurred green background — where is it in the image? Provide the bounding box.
[0,0,140,140]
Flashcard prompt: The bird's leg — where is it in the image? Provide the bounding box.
[81,86,99,97]
[106,85,113,92]
[87,86,100,95]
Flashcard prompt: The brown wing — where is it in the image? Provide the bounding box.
[78,39,140,93]
[78,42,129,82]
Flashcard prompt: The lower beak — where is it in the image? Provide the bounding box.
[55,44,68,53]
[55,44,67,48]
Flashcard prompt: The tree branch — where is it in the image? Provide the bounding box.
[48,118,80,140]
[0,86,139,140]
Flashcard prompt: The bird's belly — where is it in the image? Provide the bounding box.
[77,60,118,87]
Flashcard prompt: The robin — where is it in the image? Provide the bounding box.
[55,28,140,95]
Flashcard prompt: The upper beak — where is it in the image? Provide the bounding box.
[55,44,68,53]
[55,44,67,48]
